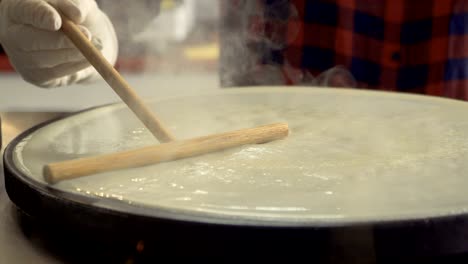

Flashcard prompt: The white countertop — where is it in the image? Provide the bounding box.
[0,72,219,111]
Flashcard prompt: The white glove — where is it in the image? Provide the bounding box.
[0,0,118,88]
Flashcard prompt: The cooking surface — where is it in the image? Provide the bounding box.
[10,88,468,224]
[3,88,468,262]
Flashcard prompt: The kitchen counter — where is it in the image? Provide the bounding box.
[0,72,219,111]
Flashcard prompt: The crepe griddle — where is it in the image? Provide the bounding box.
[4,88,468,262]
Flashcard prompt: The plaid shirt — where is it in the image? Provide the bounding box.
[220,0,468,100]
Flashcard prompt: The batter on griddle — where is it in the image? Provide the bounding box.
[13,89,468,222]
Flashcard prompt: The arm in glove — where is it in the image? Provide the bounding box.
[0,0,118,88]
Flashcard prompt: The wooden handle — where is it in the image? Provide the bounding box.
[60,15,175,143]
[43,123,289,184]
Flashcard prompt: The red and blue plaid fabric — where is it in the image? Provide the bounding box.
[220,0,468,100]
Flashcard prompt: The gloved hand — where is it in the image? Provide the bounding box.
[0,0,118,88]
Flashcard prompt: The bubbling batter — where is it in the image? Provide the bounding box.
[12,88,468,223]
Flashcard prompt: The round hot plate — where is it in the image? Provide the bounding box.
[4,87,468,262]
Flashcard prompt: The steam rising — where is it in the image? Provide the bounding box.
[219,0,356,87]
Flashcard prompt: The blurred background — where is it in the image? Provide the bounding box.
[101,0,219,73]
